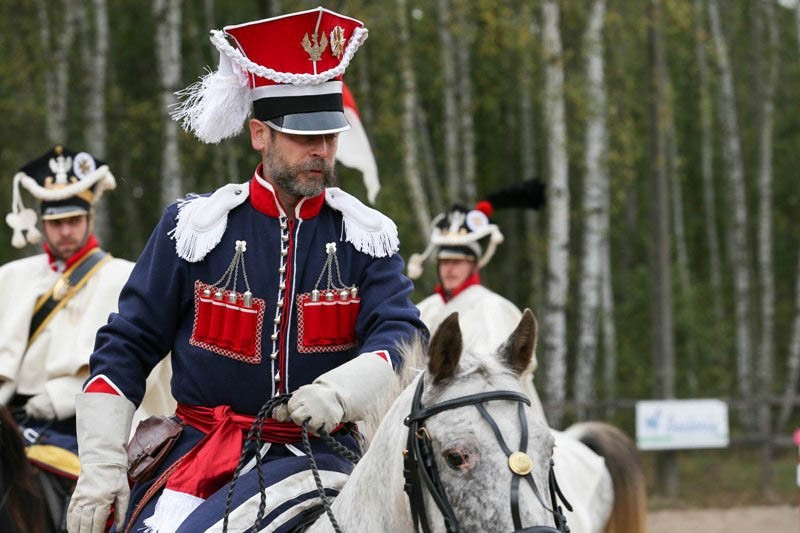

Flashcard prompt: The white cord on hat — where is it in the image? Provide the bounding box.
[6,166,115,249]
[209,26,369,86]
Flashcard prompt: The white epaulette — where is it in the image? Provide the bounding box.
[168,183,250,262]
[325,187,399,258]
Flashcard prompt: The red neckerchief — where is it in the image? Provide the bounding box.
[44,234,100,272]
[249,164,326,220]
[434,271,481,303]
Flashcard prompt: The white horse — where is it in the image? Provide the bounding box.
[223,309,647,532]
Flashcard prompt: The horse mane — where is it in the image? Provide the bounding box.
[360,334,427,443]
[565,421,647,533]
[0,406,46,533]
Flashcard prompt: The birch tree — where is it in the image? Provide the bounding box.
[694,0,724,323]
[436,0,461,204]
[755,0,779,495]
[541,0,570,428]
[154,0,183,206]
[575,0,608,421]
[455,1,476,202]
[83,0,110,241]
[649,0,678,497]
[38,0,78,143]
[519,5,544,316]
[601,239,618,418]
[397,0,431,239]
[709,0,756,429]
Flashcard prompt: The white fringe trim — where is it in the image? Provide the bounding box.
[325,187,398,258]
[168,183,250,262]
[142,488,204,533]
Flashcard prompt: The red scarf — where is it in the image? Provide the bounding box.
[434,271,481,303]
[44,234,100,272]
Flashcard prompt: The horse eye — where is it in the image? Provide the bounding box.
[444,450,466,469]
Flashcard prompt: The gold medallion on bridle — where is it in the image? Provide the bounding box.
[508,452,533,475]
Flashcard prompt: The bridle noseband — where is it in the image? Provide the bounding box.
[403,377,572,533]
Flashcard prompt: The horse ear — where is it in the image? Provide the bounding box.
[427,312,463,382]
[501,308,537,375]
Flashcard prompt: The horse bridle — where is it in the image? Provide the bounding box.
[403,376,572,533]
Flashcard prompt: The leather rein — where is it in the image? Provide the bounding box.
[402,376,572,533]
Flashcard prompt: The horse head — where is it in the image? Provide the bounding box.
[409,309,562,532]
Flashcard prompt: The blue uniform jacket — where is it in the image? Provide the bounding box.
[88,173,426,415]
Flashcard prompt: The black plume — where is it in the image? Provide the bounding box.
[484,179,546,210]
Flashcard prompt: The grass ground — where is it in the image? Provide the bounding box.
[641,447,799,510]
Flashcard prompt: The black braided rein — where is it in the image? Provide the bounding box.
[222,395,363,533]
[222,394,290,533]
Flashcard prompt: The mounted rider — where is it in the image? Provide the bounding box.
[408,181,616,533]
[0,145,174,529]
[67,7,426,533]
[408,180,547,419]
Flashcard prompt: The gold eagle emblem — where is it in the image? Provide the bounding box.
[301,31,328,61]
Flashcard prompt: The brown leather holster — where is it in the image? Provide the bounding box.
[126,415,183,484]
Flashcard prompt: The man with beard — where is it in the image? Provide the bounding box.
[0,145,174,530]
[67,8,426,533]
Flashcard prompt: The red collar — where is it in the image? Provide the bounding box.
[249,164,326,220]
[435,271,481,303]
[44,234,100,272]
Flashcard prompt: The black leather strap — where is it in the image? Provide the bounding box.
[28,249,108,343]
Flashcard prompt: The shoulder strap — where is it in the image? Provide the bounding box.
[28,248,110,346]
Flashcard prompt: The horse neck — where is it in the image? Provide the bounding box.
[305,380,417,533]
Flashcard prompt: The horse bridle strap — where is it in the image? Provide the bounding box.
[403,377,570,533]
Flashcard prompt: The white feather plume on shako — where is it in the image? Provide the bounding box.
[6,145,116,248]
[170,7,368,144]
[406,179,547,279]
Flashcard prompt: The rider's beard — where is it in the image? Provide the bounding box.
[266,148,336,199]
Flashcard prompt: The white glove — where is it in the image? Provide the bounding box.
[67,393,135,533]
[274,351,397,435]
[25,392,57,420]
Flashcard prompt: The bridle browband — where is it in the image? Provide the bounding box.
[403,376,572,533]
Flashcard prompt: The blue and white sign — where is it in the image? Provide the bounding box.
[636,399,729,450]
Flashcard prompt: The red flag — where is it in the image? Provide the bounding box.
[337,84,380,203]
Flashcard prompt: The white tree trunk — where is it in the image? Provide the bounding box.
[519,5,543,316]
[708,0,755,428]
[601,238,618,419]
[574,0,607,421]
[756,0,778,495]
[38,0,77,143]
[757,0,777,408]
[541,0,570,428]
[154,0,183,206]
[694,0,724,322]
[437,0,461,204]
[649,0,678,497]
[455,1,476,202]
[85,0,111,241]
[398,0,431,239]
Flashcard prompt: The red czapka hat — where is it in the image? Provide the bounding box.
[172,7,368,143]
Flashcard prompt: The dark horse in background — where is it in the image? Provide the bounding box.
[1,405,46,532]
[0,405,56,533]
